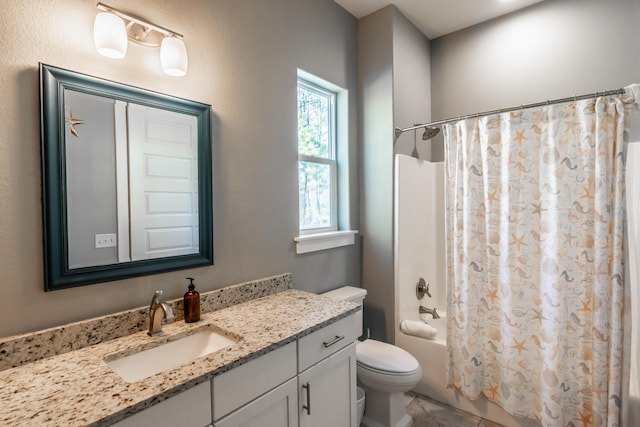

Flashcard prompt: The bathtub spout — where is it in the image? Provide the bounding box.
[419,305,440,319]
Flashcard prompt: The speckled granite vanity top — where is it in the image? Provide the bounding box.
[0,274,358,426]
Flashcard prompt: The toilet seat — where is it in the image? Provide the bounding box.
[356,339,422,394]
[356,339,420,373]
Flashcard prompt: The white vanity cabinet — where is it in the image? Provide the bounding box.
[213,313,360,427]
[111,380,211,427]
[297,314,360,427]
[111,313,359,427]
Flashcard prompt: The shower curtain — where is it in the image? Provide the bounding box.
[444,88,638,426]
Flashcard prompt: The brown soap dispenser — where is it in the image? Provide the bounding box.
[183,277,200,323]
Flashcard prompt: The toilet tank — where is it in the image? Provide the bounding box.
[322,286,367,333]
[322,286,367,305]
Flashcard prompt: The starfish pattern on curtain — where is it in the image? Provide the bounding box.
[444,93,633,426]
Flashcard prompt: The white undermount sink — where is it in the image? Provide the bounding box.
[106,327,239,383]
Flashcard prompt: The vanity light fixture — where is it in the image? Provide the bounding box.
[93,2,188,77]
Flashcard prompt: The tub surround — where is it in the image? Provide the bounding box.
[0,274,359,426]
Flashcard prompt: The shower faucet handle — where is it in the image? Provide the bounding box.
[416,278,431,299]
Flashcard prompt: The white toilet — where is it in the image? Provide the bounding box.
[323,286,422,427]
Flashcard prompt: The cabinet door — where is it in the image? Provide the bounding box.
[298,343,357,427]
[212,341,297,420]
[214,378,298,427]
[111,380,211,427]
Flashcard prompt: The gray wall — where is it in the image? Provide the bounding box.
[0,0,360,338]
[359,7,395,342]
[65,91,118,269]
[393,11,432,161]
[430,0,640,160]
[359,6,431,341]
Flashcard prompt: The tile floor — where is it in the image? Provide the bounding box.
[406,393,505,427]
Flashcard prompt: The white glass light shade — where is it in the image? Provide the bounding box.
[160,37,188,77]
[94,12,128,59]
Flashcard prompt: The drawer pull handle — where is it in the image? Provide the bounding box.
[323,335,345,348]
[302,382,311,415]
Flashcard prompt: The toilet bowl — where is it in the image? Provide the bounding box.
[323,286,422,427]
[356,386,366,424]
[356,339,421,427]
[356,339,422,393]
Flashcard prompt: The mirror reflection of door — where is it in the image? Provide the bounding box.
[64,90,198,269]
[127,104,199,260]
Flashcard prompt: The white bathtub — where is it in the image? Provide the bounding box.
[396,314,540,427]
[396,314,447,401]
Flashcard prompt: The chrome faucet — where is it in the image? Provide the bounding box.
[419,305,440,319]
[148,290,174,336]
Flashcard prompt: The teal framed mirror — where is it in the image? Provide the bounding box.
[40,63,213,291]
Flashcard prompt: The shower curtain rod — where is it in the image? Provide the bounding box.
[394,87,626,137]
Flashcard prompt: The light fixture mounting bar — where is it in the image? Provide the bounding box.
[96,2,183,40]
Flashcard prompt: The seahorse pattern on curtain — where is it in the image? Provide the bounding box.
[444,91,635,426]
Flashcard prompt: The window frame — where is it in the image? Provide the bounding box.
[294,70,357,254]
[297,78,338,235]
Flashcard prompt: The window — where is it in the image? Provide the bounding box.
[297,79,337,233]
[294,71,357,254]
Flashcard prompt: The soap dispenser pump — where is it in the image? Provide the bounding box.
[183,277,200,323]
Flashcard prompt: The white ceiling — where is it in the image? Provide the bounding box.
[334,0,545,39]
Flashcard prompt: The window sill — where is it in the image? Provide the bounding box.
[294,230,358,254]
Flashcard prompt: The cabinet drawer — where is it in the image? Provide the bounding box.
[213,341,297,420]
[297,313,359,372]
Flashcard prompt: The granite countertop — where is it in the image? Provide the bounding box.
[0,288,358,426]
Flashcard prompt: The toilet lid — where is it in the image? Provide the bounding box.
[356,339,420,373]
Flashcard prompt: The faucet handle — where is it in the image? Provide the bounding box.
[149,290,163,308]
[416,278,432,299]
